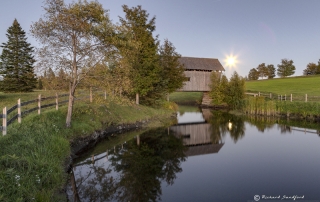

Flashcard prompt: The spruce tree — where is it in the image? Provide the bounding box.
[0,19,36,92]
[120,5,160,105]
[159,39,186,94]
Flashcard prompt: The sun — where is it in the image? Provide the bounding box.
[224,54,238,68]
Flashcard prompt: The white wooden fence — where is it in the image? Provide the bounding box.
[245,92,320,102]
[1,88,108,135]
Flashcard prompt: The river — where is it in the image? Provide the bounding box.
[66,105,320,202]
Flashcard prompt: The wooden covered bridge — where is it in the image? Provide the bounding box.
[177,57,225,105]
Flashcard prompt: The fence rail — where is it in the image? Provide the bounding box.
[1,89,109,136]
[245,92,320,102]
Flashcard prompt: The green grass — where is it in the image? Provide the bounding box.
[0,92,175,201]
[0,90,68,108]
[245,75,320,96]
[169,92,203,105]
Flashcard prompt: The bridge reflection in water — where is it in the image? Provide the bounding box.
[170,108,224,157]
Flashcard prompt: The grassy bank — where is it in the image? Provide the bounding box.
[169,92,203,105]
[0,95,175,201]
[245,75,320,96]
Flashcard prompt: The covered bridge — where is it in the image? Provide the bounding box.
[178,57,225,92]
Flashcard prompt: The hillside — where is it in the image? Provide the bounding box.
[245,75,320,96]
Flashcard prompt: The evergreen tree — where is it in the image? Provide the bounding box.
[37,77,43,90]
[120,5,160,105]
[158,39,186,99]
[277,59,295,77]
[226,71,245,110]
[0,19,36,92]
[209,72,224,104]
[56,68,68,90]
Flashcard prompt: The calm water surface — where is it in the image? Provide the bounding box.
[67,107,320,202]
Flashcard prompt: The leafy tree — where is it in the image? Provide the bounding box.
[248,68,259,80]
[267,64,276,79]
[303,62,320,75]
[31,0,114,127]
[256,63,268,79]
[0,19,36,92]
[119,5,160,105]
[277,59,295,77]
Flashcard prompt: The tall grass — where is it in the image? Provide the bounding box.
[243,97,320,119]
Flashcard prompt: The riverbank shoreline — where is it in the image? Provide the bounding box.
[0,100,176,201]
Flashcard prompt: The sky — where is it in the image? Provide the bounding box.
[1,0,320,78]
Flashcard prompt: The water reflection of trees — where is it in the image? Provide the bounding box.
[71,128,186,202]
[207,111,245,143]
[244,116,275,132]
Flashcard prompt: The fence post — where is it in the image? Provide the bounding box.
[258,92,260,97]
[104,90,107,100]
[281,95,282,101]
[270,93,272,99]
[2,107,7,136]
[305,94,307,102]
[285,94,286,101]
[18,99,21,123]
[38,94,41,115]
[290,94,292,102]
[56,93,59,110]
[90,87,92,103]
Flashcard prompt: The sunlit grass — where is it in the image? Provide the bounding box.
[245,75,320,96]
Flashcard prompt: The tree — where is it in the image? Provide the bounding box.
[56,68,69,90]
[256,63,268,79]
[31,0,114,127]
[267,64,276,79]
[277,59,295,77]
[158,39,186,100]
[119,5,160,105]
[0,19,36,92]
[225,71,245,110]
[42,67,55,90]
[209,72,224,104]
[248,68,259,80]
[303,62,320,75]
[37,77,43,90]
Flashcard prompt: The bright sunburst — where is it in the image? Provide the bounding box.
[224,54,238,68]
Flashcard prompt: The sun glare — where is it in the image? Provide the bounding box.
[224,54,238,68]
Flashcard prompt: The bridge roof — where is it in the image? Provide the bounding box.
[179,57,225,71]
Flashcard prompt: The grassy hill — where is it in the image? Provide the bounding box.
[245,75,320,96]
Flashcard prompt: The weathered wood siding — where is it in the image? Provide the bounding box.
[177,71,222,92]
[177,71,211,92]
[170,123,213,146]
[170,123,224,156]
